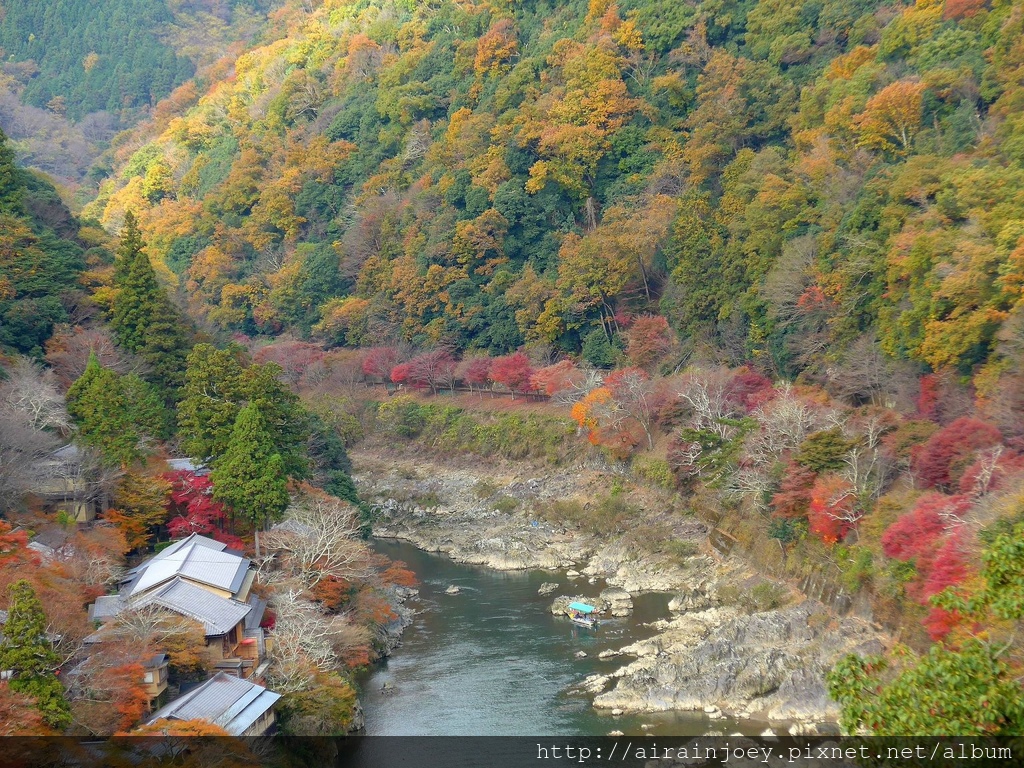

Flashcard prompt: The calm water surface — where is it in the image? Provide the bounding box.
[359,539,724,736]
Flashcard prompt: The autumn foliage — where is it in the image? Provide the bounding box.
[806,474,856,545]
[165,470,229,541]
[488,352,535,398]
[910,418,1002,490]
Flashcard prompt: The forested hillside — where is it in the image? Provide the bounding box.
[89,0,1024,397]
[80,0,1024,735]
[0,128,98,354]
[0,0,277,180]
[4,0,1024,738]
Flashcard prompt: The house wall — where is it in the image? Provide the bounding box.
[241,709,276,737]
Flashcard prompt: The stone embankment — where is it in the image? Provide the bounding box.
[352,447,885,732]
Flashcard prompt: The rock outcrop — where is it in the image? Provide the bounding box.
[593,601,882,726]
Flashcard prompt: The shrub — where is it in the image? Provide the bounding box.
[746,582,789,612]
[492,495,518,513]
[662,539,699,563]
[796,429,855,473]
[836,546,875,592]
[375,396,425,437]
[632,456,675,489]
[910,417,1002,489]
[472,479,499,499]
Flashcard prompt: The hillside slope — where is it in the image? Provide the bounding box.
[87,0,1024,395]
[0,0,278,181]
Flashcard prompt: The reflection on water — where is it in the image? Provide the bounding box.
[358,539,718,736]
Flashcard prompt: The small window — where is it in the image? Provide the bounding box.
[143,672,154,683]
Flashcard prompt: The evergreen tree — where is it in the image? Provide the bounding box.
[111,224,153,353]
[65,350,103,413]
[113,210,143,287]
[211,403,289,530]
[138,291,190,401]
[66,352,141,467]
[307,412,358,506]
[0,580,71,730]
[121,373,172,440]
[177,343,246,461]
[178,344,309,475]
[239,362,309,478]
[110,213,191,401]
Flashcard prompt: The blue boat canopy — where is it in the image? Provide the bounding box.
[568,602,596,614]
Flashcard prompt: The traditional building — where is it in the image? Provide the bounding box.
[31,444,109,522]
[88,534,267,679]
[144,672,281,736]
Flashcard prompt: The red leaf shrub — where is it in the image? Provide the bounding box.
[623,315,674,369]
[943,0,986,20]
[458,356,492,390]
[728,368,775,412]
[921,532,973,640]
[489,351,535,396]
[910,417,1002,489]
[806,474,857,544]
[165,471,227,539]
[921,532,971,599]
[253,341,324,386]
[957,449,1024,496]
[406,349,457,393]
[770,461,816,519]
[881,492,967,561]
[389,363,411,385]
[531,360,580,397]
[917,374,940,420]
[361,346,400,382]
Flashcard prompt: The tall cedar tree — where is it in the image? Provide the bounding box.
[0,580,71,730]
[178,343,308,475]
[211,403,289,530]
[110,212,191,401]
[65,351,142,467]
[177,344,245,461]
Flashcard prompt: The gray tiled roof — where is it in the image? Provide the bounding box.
[89,595,126,622]
[124,535,250,598]
[147,672,281,736]
[166,458,207,473]
[243,596,267,632]
[143,578,251,636]
[124,533,226,579]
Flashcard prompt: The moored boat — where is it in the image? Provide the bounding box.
[566,601,598,628]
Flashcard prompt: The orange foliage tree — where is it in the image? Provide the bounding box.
[854,80,927,155]
[806,474,858,544]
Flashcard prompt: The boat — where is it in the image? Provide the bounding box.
[566,601,598,628]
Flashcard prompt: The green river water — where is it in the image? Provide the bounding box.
[358,539,744,737]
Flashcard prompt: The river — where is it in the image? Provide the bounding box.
[358,539,738,737]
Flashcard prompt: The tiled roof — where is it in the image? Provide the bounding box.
[143,578,251,636]
[125,535,249,597]
[146,673,281,736]
[89,595,126,622]
[124,533,227,578]
[166,458,207,473]
[243,596,267,632]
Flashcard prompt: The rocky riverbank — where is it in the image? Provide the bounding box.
[352,446,886,732]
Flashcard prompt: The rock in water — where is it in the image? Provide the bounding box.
[600,587,633,616]
[538,582,559,596]
[445,584,461,595]
[575,651,588,659]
